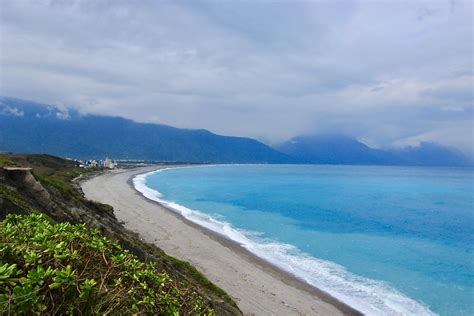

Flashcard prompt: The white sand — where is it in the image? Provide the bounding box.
[81,167,359,316]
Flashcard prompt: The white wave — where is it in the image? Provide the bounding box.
[133,167,436,316]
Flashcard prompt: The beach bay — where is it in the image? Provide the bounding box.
[81,167,358,315]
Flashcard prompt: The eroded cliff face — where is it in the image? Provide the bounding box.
[0,166,241,315]
[0,168,36,219]
[2,167,108,225]
[3,167,59,215]
[1,167,142,248]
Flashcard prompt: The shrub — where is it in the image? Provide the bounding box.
[0,214,214,315]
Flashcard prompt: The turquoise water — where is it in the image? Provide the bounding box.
[137,165,473,315]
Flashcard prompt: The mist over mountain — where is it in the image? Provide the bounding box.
[276,134,471,166]
[1,97,470,166]
[0,97,291,163]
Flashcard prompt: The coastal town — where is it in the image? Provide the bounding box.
[73,157,117,169]
[68,158,155,169]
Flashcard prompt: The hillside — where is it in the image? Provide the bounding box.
[1,213,215,314]
[276,134,471,166]
[1,97,470,166]
[0,97,291,164]
[0,154,241,315]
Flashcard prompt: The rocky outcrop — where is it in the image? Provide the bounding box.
[3,167,59,215]
[3,167,114,230]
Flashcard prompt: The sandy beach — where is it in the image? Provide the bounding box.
[81,167,361,315]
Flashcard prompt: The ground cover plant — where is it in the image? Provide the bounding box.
[0,213,214,315]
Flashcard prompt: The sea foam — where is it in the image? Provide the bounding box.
[133,167,435,316]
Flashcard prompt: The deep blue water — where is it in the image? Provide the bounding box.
[139,165,474,315]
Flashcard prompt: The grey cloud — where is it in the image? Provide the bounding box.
[420,77,473,103]
[0,0,472,155]
[1,106,24,117]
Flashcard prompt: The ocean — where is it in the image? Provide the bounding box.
[134,165,473,315]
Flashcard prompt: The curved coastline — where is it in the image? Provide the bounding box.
[82,166,359,315]
[132,166,362,315]
[133,165,435,316]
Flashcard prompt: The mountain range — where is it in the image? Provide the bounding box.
[0,97,471,166]
[276,134,471,166]
[0,97,290,163]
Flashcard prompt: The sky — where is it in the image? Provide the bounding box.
[0,0,472,155]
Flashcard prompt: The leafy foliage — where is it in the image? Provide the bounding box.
[0,154,237,308]
[0,214,214,315]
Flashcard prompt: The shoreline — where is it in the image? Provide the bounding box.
[128,167,361,315]
[81,166,361,315]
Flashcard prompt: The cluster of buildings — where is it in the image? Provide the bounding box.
[75,158,117,169]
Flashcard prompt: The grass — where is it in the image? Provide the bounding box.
[0,185,36,213]
[0,156,13,167]
[0,213,214,315]
[130,238,236,307]
[0,153,93,200]
[166,256,233,305]
[34,171,80,197]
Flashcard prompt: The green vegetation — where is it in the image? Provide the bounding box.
[0,156,13,167]
[0,154,92,198]
[34,170,81,197]
[0,184,36,213]
[0,213,214,315]
[165,256,231,302]
[132,240,235,307]
[0,153,240,314]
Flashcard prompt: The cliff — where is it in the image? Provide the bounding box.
[0,154,241,315]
